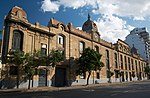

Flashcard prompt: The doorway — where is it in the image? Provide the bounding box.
[38,69,47,86]
[55,68,66,87]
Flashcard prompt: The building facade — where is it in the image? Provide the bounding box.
[0,6,147,89]
[125,27,150,65]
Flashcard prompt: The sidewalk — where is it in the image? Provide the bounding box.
[0,84,100,93]
[0,80,148,93]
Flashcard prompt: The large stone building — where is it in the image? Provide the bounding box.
[0,6,147,88]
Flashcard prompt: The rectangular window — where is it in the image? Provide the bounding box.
[41,48,47,55]
[41,44,47,55]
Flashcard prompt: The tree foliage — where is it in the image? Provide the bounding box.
[144,66,150,79]
[6,49,25,88]
[107,70,114,78]
[48,50,64,67]
[24,51,41,89]
[7,49,25,65]
[77,47,104,85]
[25,52,39,76]
[24,49,64,89]
[6,49,64,89]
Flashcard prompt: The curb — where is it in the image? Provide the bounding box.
[0,80,149,94]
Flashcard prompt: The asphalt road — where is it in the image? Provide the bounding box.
[0,81,150,98]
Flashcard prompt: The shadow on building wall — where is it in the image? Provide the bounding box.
[0,63,37,89]
[50,57,78,87]
[0,57,79,89]
[0,65,28,89]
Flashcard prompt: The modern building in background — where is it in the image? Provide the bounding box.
[0,6,147,89]
[125,27,150,66]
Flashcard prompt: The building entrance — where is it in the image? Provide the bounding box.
[39,69,47,86]
[55,68,66,87]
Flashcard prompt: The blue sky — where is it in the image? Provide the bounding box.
[1,0,150,43]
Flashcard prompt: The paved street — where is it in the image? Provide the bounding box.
[0,80,150,98]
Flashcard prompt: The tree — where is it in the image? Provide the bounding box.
[144,66,150,79]
[77,47,104,85]
[25,49,64,89]
[48,50,64,67]
[25,51,40,89]
[107,70,114,83]
[7,49,25,88]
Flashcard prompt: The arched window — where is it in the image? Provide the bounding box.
[128,57,131,70]
[57,34,66,57]
[106,50,110,78]
[58,35,64,45]
[12,30,23,50]
[124,56,127,70]
[120,54,123,69]
[139,61,141,72]
[106,50,110,69]
[41,43,47,55]
[131,59,134,70]
[135,60,138,72]
[114,53,118,68]
[58,34,65,47]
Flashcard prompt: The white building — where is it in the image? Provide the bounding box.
[125,27,150,65]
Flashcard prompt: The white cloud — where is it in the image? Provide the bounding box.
[58,0,86,9]
[40,0,98,13]
[76,27,82,30]
[41,0,60,13]
[41,0,150,19]
[40,0,150,43]
[95,15,134,43]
